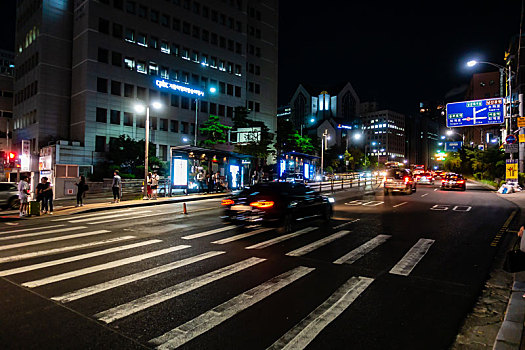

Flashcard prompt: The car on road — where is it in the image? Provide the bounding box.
[221,182,333,233]
[285,173,307,184]
[0,182,20,209]
[384,168,416,195]
[415,172,435,185]
[441,173,466,191]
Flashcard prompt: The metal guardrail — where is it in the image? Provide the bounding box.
[310,173,382,193]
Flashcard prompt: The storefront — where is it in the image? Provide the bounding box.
[278,151,319,181]
[170,145,252,192]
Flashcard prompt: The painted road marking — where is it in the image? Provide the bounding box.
[392,202,408,208]
[389,238,435,276]
[68,211,152,223]
[344,200,383,206]
[434,188,438,191]
[149,266,314,349]
[333,235,391,264]
[491,209,518,247]
[421,193,428,197]
[96,257,266,323]
[0,240,162,277]
[0,236,137,264]
[0,230,111,251]
[245,227,317,250]
[21,245,190,288]
[0,226,87,241]
[211,227,273,244]
[181,226,236,240]
[286,230,351,257]
[0,224,65,235]
[86,211,169,225]
[333,219,359,230]
[53,251,225,303]
[52,209,139,221]
[267,276,373,350]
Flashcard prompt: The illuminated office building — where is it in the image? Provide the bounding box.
[13,0,278,166]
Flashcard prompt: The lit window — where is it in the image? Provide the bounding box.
[137,33,147,47]
[160,66,169,79]
[124,28,135,42]
[149,62,159,76]
[210,57,217,68]
[124,57,135,70]
[137,61,147,74]
[160,41,170,54]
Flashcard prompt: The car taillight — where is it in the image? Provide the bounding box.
[250,201,274,208]
[404,177,410,183]
[457,180,465,184]
[221,199,234,206]
[442,180,447,183]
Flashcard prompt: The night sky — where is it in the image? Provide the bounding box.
[0,1,521,115]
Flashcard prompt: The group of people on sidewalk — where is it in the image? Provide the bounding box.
[145,171,159,200]
[16,176,54,217]
[195,170,228,193]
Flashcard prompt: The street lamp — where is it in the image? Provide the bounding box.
[194,87,217,146]
[321,129,329,177]
[446,129,465,144]
[135,101,162,199]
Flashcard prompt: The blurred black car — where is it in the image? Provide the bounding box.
[441,173,466,191]
[221,182,333,233]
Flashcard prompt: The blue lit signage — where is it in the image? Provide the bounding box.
[337,124,352,130]
[446,98,504,127]
[444,141,462,152]
[155,79,205,97]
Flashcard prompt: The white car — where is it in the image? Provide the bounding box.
[0,182,20,209]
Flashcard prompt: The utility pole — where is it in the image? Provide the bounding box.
[519,93,524,172]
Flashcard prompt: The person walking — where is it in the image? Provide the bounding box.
[18,176,30,217]
[151,171,159,199]
[196,170,205,193]
[42,177,54,214]
[112,170,122,203]
[75,175,87,207]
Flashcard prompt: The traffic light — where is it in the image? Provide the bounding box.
[8,151,17,168]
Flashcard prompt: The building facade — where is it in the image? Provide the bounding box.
[0,50,14,153]
[13,0,278,168]
[361,109,406,162]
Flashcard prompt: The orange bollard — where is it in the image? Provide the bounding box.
[183,202,188,214]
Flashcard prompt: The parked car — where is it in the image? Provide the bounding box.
[221,182,334,233]
[0,182,20,209]
[384,168,416,195]
[441,173,466,191]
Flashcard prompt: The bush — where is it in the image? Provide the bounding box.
[519,172,525,187]
[325,166,334,174]
[120,173,136,179]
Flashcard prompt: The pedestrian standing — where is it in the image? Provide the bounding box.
[151,171,159,199]
[43,177,54,214]
[196,170,205,193]
[208,171,214,193]
[112,170,122,203]
[146,172,153,199]
[36,177,47,213]
[75,175,87,206]
[18,176,30,217]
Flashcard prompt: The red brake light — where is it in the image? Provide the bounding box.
[221,199,234,206]
[250,201,274,208]
[442,180,447,183]
[9,152,15,159]
[404,176,410,183]
[457,180,465,184]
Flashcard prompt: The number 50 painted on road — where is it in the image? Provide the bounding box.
[430,204,472,212]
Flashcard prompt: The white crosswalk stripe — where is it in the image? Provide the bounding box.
[86,211,178,225]
[68,211,151,223]
[333,235,391,265]
[0,226,88,241]
[51,209,139,222]
[181,225,236,240]
[267,276,373,350]
[96,257,266,323]
[211,227,273,244]
[53,251,226,303]
[245,227,317,250]
[0,236,137,264]
[0,230,111,251]
[286,230,351,257]
[149,266,314,349]
[0,224,65,235]
[389,238,434,276]
[0,239,162,277]
[21,245,190,288]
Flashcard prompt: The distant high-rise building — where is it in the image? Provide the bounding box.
[13,0,278,167]
[361,109,406,163]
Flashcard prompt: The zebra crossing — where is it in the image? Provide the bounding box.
[0,218,436,349]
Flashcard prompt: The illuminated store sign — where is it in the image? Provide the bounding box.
[155,79,205,97]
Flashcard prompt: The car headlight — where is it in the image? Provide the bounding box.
[328,197,335,203]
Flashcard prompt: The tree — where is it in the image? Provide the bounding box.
[276,118,315,154]
[199,114,231,147]
[106,135,165,178]
[343,150,353,172]
[233,107,274,163]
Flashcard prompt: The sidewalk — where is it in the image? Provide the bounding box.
[0,191,230,221]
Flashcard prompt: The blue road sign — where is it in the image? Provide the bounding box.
[444,141,462,152]
[506,134,517,144]
[446,98,504,127]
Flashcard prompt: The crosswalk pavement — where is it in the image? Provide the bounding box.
[0,218,436,348]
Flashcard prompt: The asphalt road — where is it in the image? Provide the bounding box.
[0,181,517,350]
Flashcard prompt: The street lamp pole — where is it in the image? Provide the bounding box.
[144,106,150,199]
[321,129,328,177]
[194,98,199,146]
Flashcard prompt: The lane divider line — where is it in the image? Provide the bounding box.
[392,202,408,208]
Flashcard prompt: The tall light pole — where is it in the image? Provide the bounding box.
[194,86,217,146]
[135,101,162,199]
[321,129,329,177]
